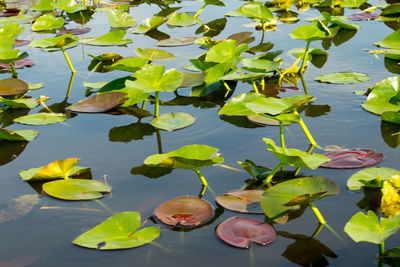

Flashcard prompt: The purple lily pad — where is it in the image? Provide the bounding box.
[348,13,379,21]
[14,39,31,47]
[58,27,91,36]
[0,78,28,96]
[154,196,213,226]
[0,8,20,17]
[0,59,35,69]
[66,92,127,113]
[216,216,276,248]
[321,148,383,169]
[216,190,264,213]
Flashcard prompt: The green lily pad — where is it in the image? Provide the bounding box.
[0,97,39,109]
[29,34,79,51]
[244,95,314,115]
[180,72,206,87]
[314,73,370,84]
[135,48,175,61]
[131,16,165,34]
[0,24,24,50]
[84,30,132,46]
[107,9,136,28]
[374,30,400,49]
[66,92,127,113]
[242,58,280,73]
[226,2,274,21]
[151,112,195,131]
[218,92,265,116]
[19,158,90,181]
[167,12,197,27]
[43,179,110,200]
[106,57,147,72]
[144,144,223,170]
[205,39,249,63]
[216,190,264,213]
[31,13,64,32]
[263,138,330,169]
[290,23,331,41]
[0,49,27,64]
[73,211,160,249]
[344,211,400,244]
[54,0,86,13]
[261,177,339,223]
[13,113,66,125]
[0,78,28,96]
[156,37,197,47]
[346,167,400,190]
[0,128,38,141]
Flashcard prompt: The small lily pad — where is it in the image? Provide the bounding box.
[216,190,264,213]
[58,27,91,35]
[0,58,35,69]
[167,12,197,27]
[216,216,276,248]
[43,179,110,200]
[154,196,213,226]
[0,78,28,96]
[321,148,383,169]
[151,112,195,131]
[314,73,370,84]
[135,48,175,61]
[66,92,127,113]
[84,30,132,46]
[0,97,39,109]
[346,167,400,190]
[156,37,197,47]
[13,113,66,125]
[0,128,38,142]
[73,211,160,250]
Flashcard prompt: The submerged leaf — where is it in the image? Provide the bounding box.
[43,179,110,200]
[66,92,127,113]
[0,194,40,223]
[216,190,264,213]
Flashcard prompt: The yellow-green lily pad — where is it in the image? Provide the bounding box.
[43,179,110,200]
[13,113,66,125]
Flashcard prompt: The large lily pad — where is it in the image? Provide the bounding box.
[31,13,64,32]
[13,113,66,125]
[263,138,330,169]
[167,12,197,27]
[151,112,195,131]
[321,148,383,169]
[73,211,160,249]
[43,179,110,200]
[0,128,38,141]
[344,210,400,244]
[218,92,265,116]
[374,30,400,49]
[0,96,39,109]
[0,78,28,96]
[216,216,276,248]
[107,9,136,28]
[19,158,90,181]
[314,73,370,84]
[347,167,400,190]
[154,196,213,226]
[66,92,127,113]
[84,30,132,46]
[156,37,197,47]
[29,34,79,51]
[261,177,339,223]
[216,190,264,213]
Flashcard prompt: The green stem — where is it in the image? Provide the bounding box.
[279,121,285,148]
[261,78,265,92]
[154,92,159,118]
[379,242,385,256]
[309,202,326,225]
[193,4,206,18]
[263,163,283,186]
[61,47,75,73]
[142,99,147,110]
[65,72,75,100]
[9,62,17,78]
[310,223,324,239]
[195,169,208,187]
[198,185,207,198]
[222,80,231,97]
[296,112,317,147]
[300,73,309,96]
[252,81,259,93]
[260,20,265,44]
[156,129,162,154]
[299,40,310,75]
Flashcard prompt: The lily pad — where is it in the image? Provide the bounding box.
[0,58,35,69]
[84,30,132,46]
[348,12,379,21]
[167,12,197,27]
[347,167,400,190]
[156,37,197,47]
[218,92,265,116]
[314,73,370,84]
[19,158,90,181]
[135,48,175,61]
[290,23,331,41]
[66,92,127,113]
[216,216,276,248]
[216,190,264,213]
[13,113,66,125]
[344,210,400,244]
[0,78,28,96]
[131,16,165,34]
[54,0,86,13]
[261,177,339,223]
[107,9,136,28]
[244,95,314,116]
[374,30,400,49]
[0,96,38,109]
[43,179,110,200]
[154,196,213,226]
[31,13,64,32]
[73,211,160,250]
[180,72,206,87]
[0,128,38,141]
[58,27,91,35]
[151,112,195,131]
[321,148,383,169]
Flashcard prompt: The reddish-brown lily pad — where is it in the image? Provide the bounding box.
[216,190,264,213]
[0,8,20,17]
[216,216,276,248]
[66,92,127,113]
[58,27,91,36]
[348,13,379,21]
[154,196,213,226]
[0,59,35,69]
[321,148,383,169]
[14,39,31,47]
[0,78,28,96]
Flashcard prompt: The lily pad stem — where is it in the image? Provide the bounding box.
[260,21,265,44]
[294,144,315,176]
[141,99,147,110]
[263,163,283,186]
[295,112,317,147]
[261,78,265,91]
[154,92,159,118]
[299,40,310,74]
[195,169,208,187]
[300,73,309,95]
[222,80,231,97]
[61,47,75,73]
[198,184,207,198]
[379,242,384,256]
[156,129,163,154]
[65,72,75,100]
[279,121,285,148]
[309,202,326,225]
[193,4,206,18]
[310,223,324,239]
[252,81,259,93]
[9,62,17,78]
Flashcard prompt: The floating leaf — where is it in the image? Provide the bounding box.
[84,30,132,46]
[66,92,127,113]
[156,37,197,47]
[180,72,206,87]
[0,58,35,69]
[205,39,248,63]
[261,177,339,223]
[167,12,197,27]
[218,92,265,116]
[107,9,136,28]
[54,0,86,13]
[73,211,160,249]
[131,16,165,34]
[374,30,400,49]
[0,78,28,96]
[58,27,91,35]
[290,23,331,41]
[151,112,195,131]
[13,112,66,125]
[348,12,379,21]
[31,13,64,31]
[0,96,39,109]
[0,128,38,141]
[226,2,274,21]
[216,216,276,248]
[344,211,400,244]
[43,179,110,200]
[347,167,400,190]
[321,148,383,169]
[154,196,213,226]
[135,48,175,61]
[216,190,264,213]
[29,34,79,51]
[244,95,313,116]
[0,194,40,223]
[314,72,370,84]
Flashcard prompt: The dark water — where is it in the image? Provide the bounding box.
[0,0,399,266]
